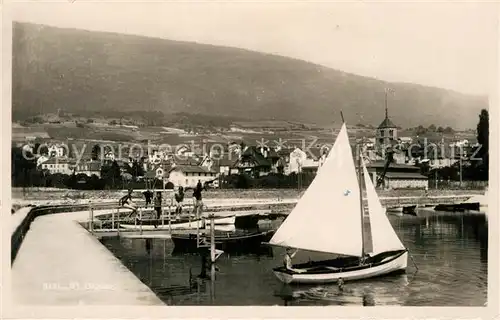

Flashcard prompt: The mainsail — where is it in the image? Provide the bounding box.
[269,123,364,257]
[362,158,406,255]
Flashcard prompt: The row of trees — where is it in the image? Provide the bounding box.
[11,146,151,190]
[413,124,455,135]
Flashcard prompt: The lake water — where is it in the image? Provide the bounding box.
[100,210,488,306]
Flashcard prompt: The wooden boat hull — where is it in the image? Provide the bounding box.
[387,205,417,216]
[434,202,480,212]
[171,229,275,253]
[235,214,260,229]
[119,218,204,230]
[273,250,408,284]
[211,215,236,225]
[205,224,236,232]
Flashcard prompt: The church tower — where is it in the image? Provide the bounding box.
[375,105,398,152]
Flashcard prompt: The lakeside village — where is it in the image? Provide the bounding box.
[12,109,489,195]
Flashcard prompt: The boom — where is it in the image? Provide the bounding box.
[376,148,394,188]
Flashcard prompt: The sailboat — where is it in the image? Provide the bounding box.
[268,121,409,284]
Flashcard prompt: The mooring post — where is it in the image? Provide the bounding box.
[111,208,115,230]
[89,204,94,232]
[210,214,215,264]
[139,208,143,234]
[210,260,216,302]
[168,201,172,233]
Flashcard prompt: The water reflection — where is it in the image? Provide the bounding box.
[100,211,487,306]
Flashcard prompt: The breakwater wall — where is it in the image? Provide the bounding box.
[12,193,477,263]
[11,203,100,263]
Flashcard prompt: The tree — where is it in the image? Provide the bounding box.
[91,144,100,161]
[415,125,427,135]
[428,124,437,132]
[101,160,122,188]
[39,144,49,156]
[128,160,145,179]
[476,109,489,173]
[443,126,454,134]
[11,146,37,189]
[437,126,444,133]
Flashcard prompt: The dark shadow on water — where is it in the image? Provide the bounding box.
[171,245,274,258]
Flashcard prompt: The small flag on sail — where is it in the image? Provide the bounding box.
[344,190,351,196]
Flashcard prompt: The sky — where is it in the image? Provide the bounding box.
[9,0,499,96]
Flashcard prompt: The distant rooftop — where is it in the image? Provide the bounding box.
[170,165,216,174]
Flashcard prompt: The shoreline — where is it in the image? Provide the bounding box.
[12,187,485,203]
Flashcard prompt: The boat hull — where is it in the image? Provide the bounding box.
[434,202,480,212]
[119,218,204,230]
[205,224,236,232]
[387,205,417,216]
[273,250,408,284]
[211,215,236,225]
[171,229,275,253]
[235,214,260,229]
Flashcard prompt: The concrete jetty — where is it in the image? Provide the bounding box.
[11,208,165,306]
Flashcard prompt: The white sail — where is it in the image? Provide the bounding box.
[269,123,364,257]
[362,158,406,255]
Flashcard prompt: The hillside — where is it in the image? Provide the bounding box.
[12,22,488,129]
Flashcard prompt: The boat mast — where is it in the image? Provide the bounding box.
[357,134,366,259]
[341,111,365,258]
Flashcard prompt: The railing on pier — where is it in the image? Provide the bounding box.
[86,198,213,236]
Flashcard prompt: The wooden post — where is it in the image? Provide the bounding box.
[134,208,137,229]
[168,201,172,233]
[210,214,215,263]
[161,200,165,228]
[210,261,216,303]
[112,208,115,230]
[459,156,463,187]
[89,204,94,232]
[140,208,143,234]
[196,204,200,248]
[435,170,438,189]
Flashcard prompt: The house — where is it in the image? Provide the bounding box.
[283,147,328,175]
[199,152,238,176]
[104,150,116,161]
[48,144,66,158]
[40,158,75,175]
[74,160,102,177]
[167,165,218,188]
[171,155,201,167]
[233,146,273,178]
[287,148,308,174]
[148,149,172,164]
[424,147,460,170]
[399,137,413,144]
[175,145,196,158]
[365,161,428,190]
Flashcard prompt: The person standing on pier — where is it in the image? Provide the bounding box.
[174,186,185,218]
[120,188,138,219]
[193,180,204,216]
[143,189,153,207]
[153,191,162,228]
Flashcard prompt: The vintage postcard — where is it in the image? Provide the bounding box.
[2,0,499,319]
